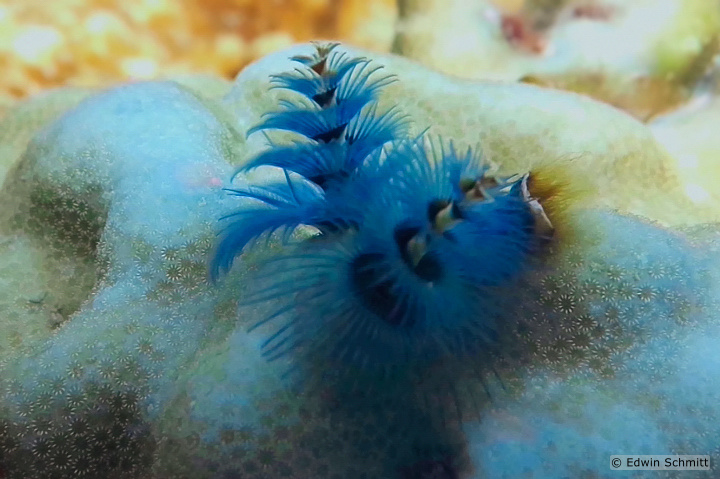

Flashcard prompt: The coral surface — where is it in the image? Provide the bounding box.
[0,43,718,479]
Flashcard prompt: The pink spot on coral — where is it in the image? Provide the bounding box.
[176,165,227,191]
[501,14,547,55]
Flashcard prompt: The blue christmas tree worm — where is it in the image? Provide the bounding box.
[212,44,566,395]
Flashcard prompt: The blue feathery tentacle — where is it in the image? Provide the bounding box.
[238,140,346,180]
[343,104,410,171]
[212,44,408,280]
[439,183,537,286]
[210,173,360,281]
[279,44,395,109]
[241,106,409,188]
[270,51,366,107]
[288,41,342,70]
[246,100,368,142]
[242,43,409,192]
[242,135,548,374]
[246,65,400,145]
[440,141,491,201]
[334,60,397,109]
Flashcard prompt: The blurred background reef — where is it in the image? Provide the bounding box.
[1,0,719,123]
[0,0,397,106]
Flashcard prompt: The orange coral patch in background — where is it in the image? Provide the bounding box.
[0,0,397,106]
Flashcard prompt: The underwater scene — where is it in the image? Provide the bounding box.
[1,1,720,478]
